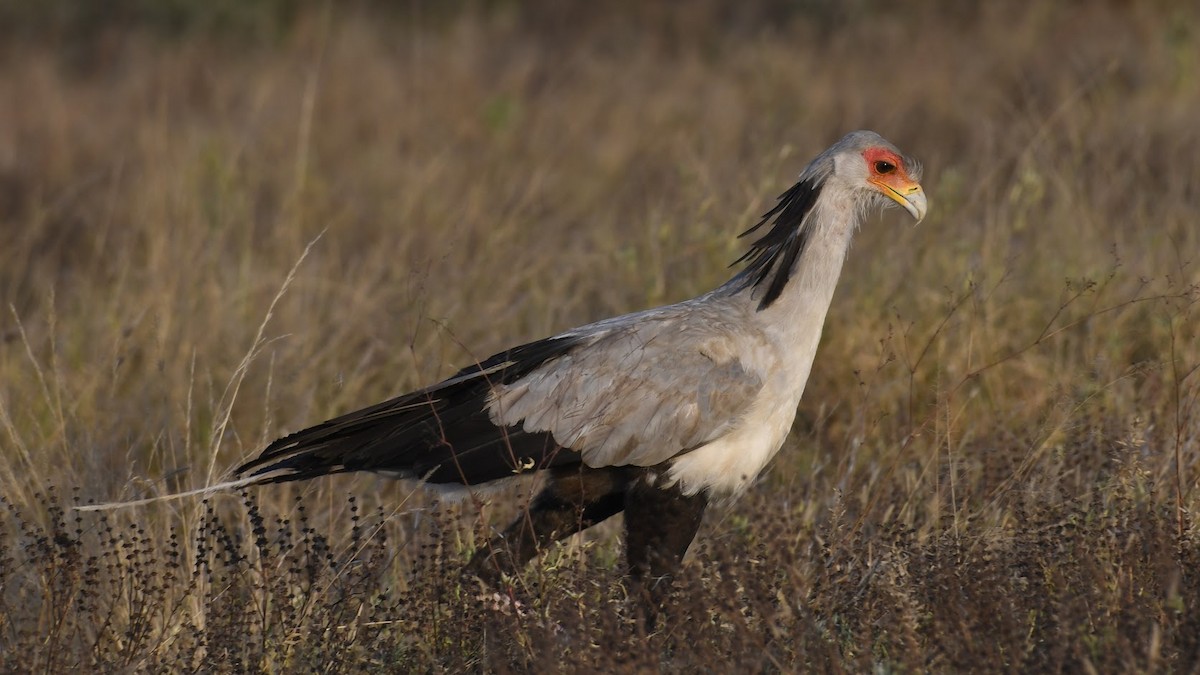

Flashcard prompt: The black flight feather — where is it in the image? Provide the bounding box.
[235,334,585,486]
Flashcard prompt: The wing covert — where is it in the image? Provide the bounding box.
[489,318,765,468]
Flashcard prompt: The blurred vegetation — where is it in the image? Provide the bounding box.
[0,0,1198,671]
[0,0,302,41]
[0,0,905,39]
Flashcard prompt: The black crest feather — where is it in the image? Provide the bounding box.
[732,177,822,310]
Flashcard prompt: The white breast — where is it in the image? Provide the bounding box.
[664,386,801,496]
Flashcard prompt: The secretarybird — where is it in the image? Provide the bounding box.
[236,130,926,591]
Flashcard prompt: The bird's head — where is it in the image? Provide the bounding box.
[734,130,927,309]
[822,130,927,223]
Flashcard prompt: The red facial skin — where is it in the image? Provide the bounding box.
[862,146,920,196]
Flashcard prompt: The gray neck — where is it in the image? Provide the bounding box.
[716,186,859,379]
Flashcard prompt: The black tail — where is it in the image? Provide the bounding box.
[236,334,584,487]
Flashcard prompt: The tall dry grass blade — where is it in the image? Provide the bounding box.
[205,231,326,485]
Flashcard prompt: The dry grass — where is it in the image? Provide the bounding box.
[1,1,1199,671]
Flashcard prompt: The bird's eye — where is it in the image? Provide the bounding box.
[874,160,896,174]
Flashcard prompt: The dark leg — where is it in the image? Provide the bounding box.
[623,478,708,606]
[465,466,634,585]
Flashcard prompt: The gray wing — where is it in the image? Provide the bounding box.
[488,310,766,468]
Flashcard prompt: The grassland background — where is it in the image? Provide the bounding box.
[1,0,1198,671]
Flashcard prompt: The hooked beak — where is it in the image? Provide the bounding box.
[872,179,927,223]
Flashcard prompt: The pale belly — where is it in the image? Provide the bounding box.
[664,395,799,497]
